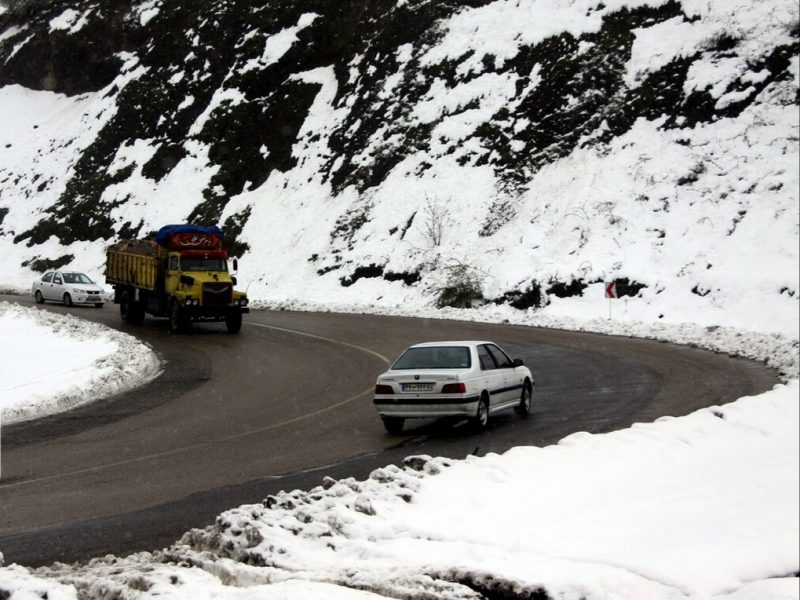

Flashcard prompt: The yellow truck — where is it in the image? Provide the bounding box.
[106,224,249,333]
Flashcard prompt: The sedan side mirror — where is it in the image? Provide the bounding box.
[513,358,524,367]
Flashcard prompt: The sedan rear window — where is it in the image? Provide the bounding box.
[392,346,471,370]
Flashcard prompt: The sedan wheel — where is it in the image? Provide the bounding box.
[34,290,44,304]
[63,293,73,307]
[382,416,404,435]
[514,382,532,417]
[473,396,490,431]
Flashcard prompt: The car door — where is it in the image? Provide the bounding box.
[37,272,53,297]
[485,344,517,404]
[48,272,64,301]
[476,344,504,409]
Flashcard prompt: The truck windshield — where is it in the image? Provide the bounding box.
[182,258,227,272]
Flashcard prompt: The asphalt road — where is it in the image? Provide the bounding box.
[0,294,777,566]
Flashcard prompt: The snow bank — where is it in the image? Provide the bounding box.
[0,305,794,599]
[8,380,796,600]
[0,301,161,424]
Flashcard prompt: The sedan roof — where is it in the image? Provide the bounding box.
[409,341,492,348]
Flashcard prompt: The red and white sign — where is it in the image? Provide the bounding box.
[166,232,222,250]
[605,281,617,299]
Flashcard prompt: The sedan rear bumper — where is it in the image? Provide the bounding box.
[374,394,480,418]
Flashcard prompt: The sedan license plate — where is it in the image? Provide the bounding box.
[402,383,434,393]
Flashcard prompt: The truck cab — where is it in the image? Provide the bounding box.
[163,249,249,326]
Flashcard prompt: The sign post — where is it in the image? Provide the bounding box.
[605,281,617,319]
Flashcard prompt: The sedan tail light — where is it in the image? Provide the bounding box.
[375,384,393,394]
[441,383,466,394]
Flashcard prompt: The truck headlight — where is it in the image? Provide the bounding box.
[238,298,248,307]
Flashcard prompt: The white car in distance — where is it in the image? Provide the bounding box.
[374,341,534,434]
[32,271,105,308]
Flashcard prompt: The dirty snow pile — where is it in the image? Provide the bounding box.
[0,301,160,424]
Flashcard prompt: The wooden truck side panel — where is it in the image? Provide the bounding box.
[106,250,160,292]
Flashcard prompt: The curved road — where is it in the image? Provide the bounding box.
[0,294,777,566]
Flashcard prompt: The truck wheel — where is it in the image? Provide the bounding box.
[514,381,532,417]
[120,291,144,324]
[225,310,242,334]
[132,301,145,323]
[169,299,187,333]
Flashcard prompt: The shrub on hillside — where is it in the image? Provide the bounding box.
[435,263,484,309]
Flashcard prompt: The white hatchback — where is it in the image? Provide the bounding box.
[32,271,105,307]
[374,341,534,434]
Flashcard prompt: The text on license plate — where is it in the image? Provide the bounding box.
[402,383,434,392]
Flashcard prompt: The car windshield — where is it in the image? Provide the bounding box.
[182,258,227,272]
[63,273,94,284]
[392,346,471,370]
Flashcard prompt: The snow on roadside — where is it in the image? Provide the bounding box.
[0,304,795,599]
[10,381,797,600]
[171,381,798,599]
[0,301,161,424]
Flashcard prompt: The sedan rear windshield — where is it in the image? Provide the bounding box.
[392,346,471,370]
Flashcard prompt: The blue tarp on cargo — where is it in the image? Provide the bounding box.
[155,224,224,246]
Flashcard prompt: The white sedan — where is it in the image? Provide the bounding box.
[32,271,105,307]
[374,341,534,434]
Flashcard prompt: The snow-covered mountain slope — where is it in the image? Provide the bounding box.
[0,0,797,335]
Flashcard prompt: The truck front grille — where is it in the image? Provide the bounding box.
[203,283,232,306]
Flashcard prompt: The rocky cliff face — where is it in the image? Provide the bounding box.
[0,0,797,330]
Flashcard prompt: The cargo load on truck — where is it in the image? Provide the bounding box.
[105,224,248,333]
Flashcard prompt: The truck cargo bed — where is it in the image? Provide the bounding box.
[106,249,160,291]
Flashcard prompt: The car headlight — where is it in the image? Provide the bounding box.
[73,288,87,293]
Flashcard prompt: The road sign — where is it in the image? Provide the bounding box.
[605,281,617,299]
